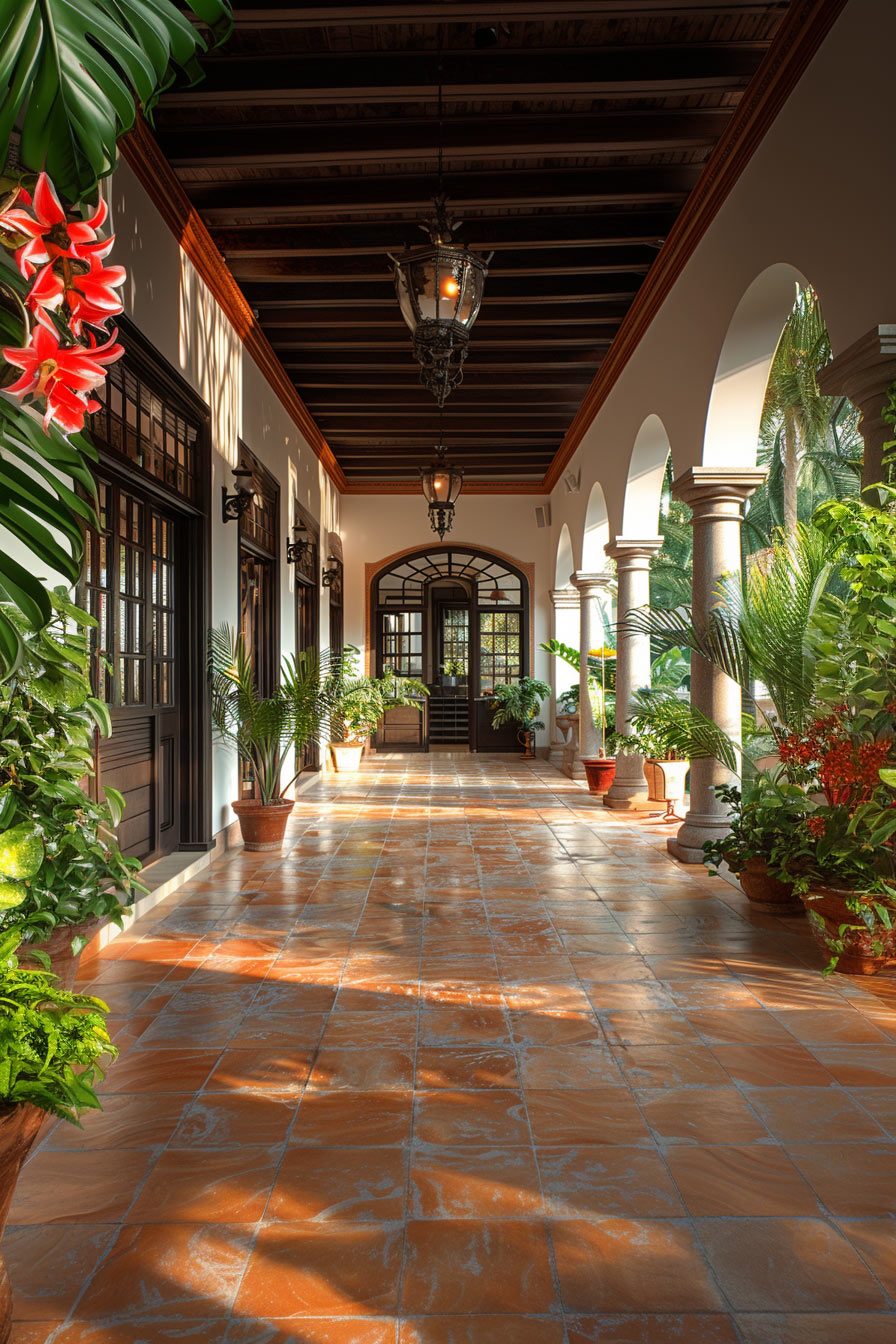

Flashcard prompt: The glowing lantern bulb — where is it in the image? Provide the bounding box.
[441,277,460,299]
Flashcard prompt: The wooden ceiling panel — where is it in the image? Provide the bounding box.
[146,1,801,485]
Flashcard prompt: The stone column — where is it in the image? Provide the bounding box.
[602,537,663,810]
[817,325,896,490]
[667,467,766,864]
[570,571,615,765]
[548,586,579,771]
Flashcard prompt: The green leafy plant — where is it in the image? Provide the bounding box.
[0,927,115,1122]
[0,0,233,203]
[441,658,466,678]
[702,776,812,878]
[539,639,616,729]
[325,646,428,746]
[0,591,142,948]
[490,676,551,750]
[208,624,330,805]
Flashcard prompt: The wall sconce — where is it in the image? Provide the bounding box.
[221,462,256,523]
[321,556,340,588]
[286,520,313,566]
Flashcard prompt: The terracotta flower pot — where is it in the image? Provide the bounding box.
[330,742,364,772]
[0,1105,45,1343]
[800,885,896,975]
[583,757,616,794]
[738,857,802,916]
[21,918,108,991]
[231,799,294,852]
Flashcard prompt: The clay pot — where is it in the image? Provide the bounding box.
[583,757,617,794]
[0,1105,45,1342]
[800,886,896,975]
[330,742,364,772]
[231,799,294,852]
[21,918,107,991]
[738,857,802,916]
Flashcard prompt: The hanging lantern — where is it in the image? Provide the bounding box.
[389,197,491,407]
[420,441,463,540]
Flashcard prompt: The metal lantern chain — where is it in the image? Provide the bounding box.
[388,28,491,408]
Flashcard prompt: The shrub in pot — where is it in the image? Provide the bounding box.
[440,658,465,689]
[0,928,116,1339]
[490,677,551,760]
[702,778,805,913]
[324,646,428,771]
[0,595,143,986]
[209,625,327,849]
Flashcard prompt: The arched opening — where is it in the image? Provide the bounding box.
[622,414,674,538]
[582,481,610,569]
[554,523,574,588]
[370,546,531,754]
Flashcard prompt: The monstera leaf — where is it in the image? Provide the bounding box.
[0,0,232,202]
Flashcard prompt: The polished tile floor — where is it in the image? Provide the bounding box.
[7,754,896,1343]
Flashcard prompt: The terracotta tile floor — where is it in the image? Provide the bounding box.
[7,753,896,1342]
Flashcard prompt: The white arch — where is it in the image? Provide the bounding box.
[554,523,574,588]
[582,481,610,570]
[621,414,674,536]
[703,262,809,467]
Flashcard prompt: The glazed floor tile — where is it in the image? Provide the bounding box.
[8,753,896,1342]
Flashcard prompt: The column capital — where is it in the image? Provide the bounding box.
[570,570,614,595]
[672,465,767,513]
[550,586,580,610]
[818,325,896,487]
[604,536,663,566]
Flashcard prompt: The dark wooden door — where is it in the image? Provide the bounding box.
[83,478,183,862]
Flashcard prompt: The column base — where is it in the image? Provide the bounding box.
[666,812,728,865]
[603,791,657,812]
[548,744,567,771]
[562,747,586,780]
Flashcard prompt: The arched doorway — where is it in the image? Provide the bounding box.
[370,547,531,753]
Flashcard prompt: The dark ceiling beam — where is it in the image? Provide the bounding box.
[257,303,630,328]
[161,110,730,169]
[246,276,643,305]
[305,388,585,406]
[292,369,594,387]
[230,3,786,28]
[315,409,573,421]
[192,165,699,220]
[273,335,612,351]
[207,212,674,258]
[281,349,602,367]
[227,248,652,283]
[161,44,766,107]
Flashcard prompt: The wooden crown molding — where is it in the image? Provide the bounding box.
[541,0,850,493]
[120,116,348,493]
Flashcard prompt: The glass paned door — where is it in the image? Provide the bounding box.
[378,611,425,747]
[478,609,522,694]
[440,607,469,683]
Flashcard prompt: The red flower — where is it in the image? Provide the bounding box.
[0,173,110,279]
[27,255,126,335]
[2,324,123,435]
[805,816,827,838]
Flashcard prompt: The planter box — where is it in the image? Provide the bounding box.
[801,886,896,975]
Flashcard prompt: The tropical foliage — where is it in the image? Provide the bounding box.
[325,646,428,746]
[0,0,233,203]
[0,591,142,947]
[0,927,115,1122]
[490,677,551,744]
[208,624,329,805]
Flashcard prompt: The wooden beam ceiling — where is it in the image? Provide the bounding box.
[134,0,843,487]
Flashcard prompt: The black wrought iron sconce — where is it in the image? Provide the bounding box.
[321,556,340,588]
[286,520,313,566]
[221,462,256,523]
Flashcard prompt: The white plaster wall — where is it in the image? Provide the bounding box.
[339,493,554,687]
[549,0,896,555]
[105,163,338,835]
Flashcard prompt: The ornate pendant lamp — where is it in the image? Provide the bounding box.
[420,408,463,540]
[389,35,491,406]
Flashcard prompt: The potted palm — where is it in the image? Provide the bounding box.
[0,593,143,987]
[582,643,618,791]
[702,778,805,912]
[0,927,116,1339]
[440,658,465,689]
[208,625,326,850]
[490,677,551,759]
[326,647,428,771]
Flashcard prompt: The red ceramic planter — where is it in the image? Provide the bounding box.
[231,799,294,852]
[0,1105,44,1343]
[583,757,617,794]
[738,857,802,916]
[801,886,896,974]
